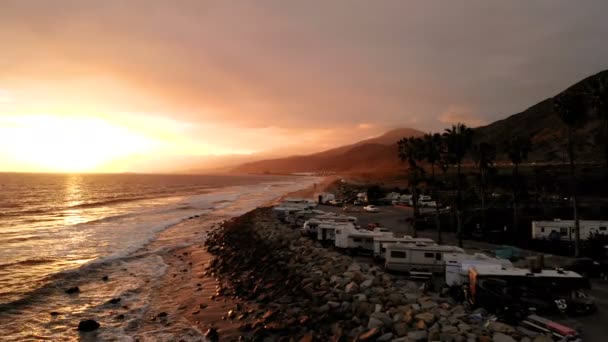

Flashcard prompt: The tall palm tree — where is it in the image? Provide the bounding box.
[554,91,588,257]
[589,77,608,169]
[398,137,425,237]
[443,123,474,247]
[504,136,531,240]
[423,133,445,243]
[472,142,496,233]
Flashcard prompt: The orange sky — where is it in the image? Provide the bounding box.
[1,1,608,172]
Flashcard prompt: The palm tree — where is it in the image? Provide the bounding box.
[504,136,531,240]
[472,142,496,234]
[423,133,445,243]
[398,137,425,237]
[554,91,588,257]
[589,77,608,168]
[443,123,474,247]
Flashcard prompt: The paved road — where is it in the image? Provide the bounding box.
[317,203,607,341]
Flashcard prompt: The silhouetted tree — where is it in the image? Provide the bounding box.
[504,136,531,240]
[554,91,588,257]
[423,133,445,243]
[443,123,474,247]
[589,76,608,169]
[398,137,426,237]
[472,142,496,233]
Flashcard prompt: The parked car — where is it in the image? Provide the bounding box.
[363,205,379,213]
[353,200,364,206]
[328,199,343,206]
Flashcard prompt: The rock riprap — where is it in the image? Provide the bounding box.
[204,208,528,341]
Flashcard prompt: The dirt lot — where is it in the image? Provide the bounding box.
[317,203,607,341]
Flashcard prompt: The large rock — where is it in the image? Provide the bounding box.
[488,322,516,334]
[77,319,100,332]
[493,333,517,342]
[367,317,384,329]
[371,312,393,327]
[393,322,408,337]
[407,330,428,341]
[414,311,435,324]
[345,281,359,294]
[360,278,374,289]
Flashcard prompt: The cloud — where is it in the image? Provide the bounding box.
[439,106,486,127]
[1,0,608,159]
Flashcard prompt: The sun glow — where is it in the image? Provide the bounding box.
[0,115,157,172]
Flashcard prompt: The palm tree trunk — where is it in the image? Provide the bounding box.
[457,161,463,247]
[412,184,418,238]
[512,163,519,241]
[568,128,581,257]
[480,166,486,233]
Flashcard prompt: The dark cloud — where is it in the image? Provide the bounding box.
[1,0,608,133]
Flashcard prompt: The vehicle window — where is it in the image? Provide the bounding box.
[435,253,442,261]
[390,251,406,258]
[560,228,568,236]
[353,238,362,242]
[600,226,607,231]
[336,230,341,234]
[541,227,545,232]
[424,252,434,258]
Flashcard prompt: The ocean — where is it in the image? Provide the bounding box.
[0,173,319,341]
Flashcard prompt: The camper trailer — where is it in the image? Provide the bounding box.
[334,227,393,253]
[316,222,355,243]
[317,192,336,204]
[384,243,465,273]
[372,236,436,260]
[532,220,608,242]
[444,253,513,287]
[273,204,313,222]
[289,209,328,226]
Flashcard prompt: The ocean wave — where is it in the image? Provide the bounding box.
[0,257,58,270]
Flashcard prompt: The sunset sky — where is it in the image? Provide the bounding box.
[1,1,608,172]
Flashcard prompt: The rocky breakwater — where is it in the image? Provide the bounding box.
[205,208,535,342]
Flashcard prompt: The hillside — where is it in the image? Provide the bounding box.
[232,128,423,173]
[475,70,607,162]
[233,70,607,174]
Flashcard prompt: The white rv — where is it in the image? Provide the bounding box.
[316,222,355,243]
[384,243,465,273]
[444,253,513,286]
[317,192,336,204]
[334,227,392,252]
[531,220,608,242]
[372,236,436,260]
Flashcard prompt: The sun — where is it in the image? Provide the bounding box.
[0,115,156,172]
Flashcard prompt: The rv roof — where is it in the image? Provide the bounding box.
[473,266,582,278]
[386,243,463,252]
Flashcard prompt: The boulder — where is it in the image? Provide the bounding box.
[414,311,435,324]
[407,330,428,341]
[359,328,380,340]
[371,312,393,327]
[205,328,219,341]
[345,281,359,294]
[367,317,384,329]
[360,278,374,289]
[77,319,100,332]
[493,333,517,342]
[377,332,394,341]
[393,322,407,337]
[488,322,516,334]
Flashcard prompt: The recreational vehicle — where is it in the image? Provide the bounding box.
[317,192,336,204]
[531,219,608,242]
[334,227,393,253]
[384,243,465,273]
[372,236,435,260]
[444,253,513,287]
[467,266,595,315]
[288,209,328,226]
[273,204,313,222]
[316,222,355,243]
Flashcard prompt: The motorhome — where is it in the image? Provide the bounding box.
[334,227,393,253]
[467,266,595,315]
[384,243,465,273]
[273,204,314,222]
[531,219,608,242]
[392,194,412,206]
[301,215,358,235]
[288,209,328,226]
[372,236,436,260]
[317,192,336,204]
[316,222,355,243]
[444,253,513,286]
